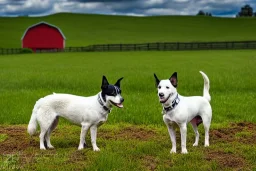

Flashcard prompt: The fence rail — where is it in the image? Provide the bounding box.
[1,41,256,55]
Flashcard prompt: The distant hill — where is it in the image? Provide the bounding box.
[1,13,256,48]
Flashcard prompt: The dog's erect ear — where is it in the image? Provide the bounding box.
[169,72,178,88]
[154,73,160,87]
[115,77,123,88]
[101,75,109,89]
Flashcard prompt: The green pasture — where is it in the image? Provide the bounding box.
[0,50,255,125]
[0,50,256,170]
[1,13,256,48]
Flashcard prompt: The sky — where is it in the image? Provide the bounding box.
[0,0,255,17]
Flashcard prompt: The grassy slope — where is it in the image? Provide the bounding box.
[1,13,256,48]
[0,51,255,125]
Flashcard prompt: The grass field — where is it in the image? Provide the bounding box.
[2,13,256,48]
[0,50,255,125]
[0,50,256,170]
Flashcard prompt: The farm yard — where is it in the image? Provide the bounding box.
[0,13,256,170]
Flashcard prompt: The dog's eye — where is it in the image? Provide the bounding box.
[158,86,161,89]
[166,86,170,89]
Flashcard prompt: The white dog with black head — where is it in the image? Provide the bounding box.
[28,76,124,151]
[154,71,212,154]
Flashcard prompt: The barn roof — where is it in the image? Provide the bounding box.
[21,21,66,40]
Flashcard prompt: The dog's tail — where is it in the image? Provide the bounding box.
[27,99,41,136]
[199,71,211,102]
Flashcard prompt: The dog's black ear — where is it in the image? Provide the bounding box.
[169,72,178,88]
[115,77,123,88]
[154,73,160,87]
[101,75,109,89]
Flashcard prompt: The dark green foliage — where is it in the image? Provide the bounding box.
[237,4,254,17]
[20,48,33,54]
[196,10,212,16]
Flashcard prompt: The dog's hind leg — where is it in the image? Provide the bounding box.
[45,116,59,149]
[190,119,200,146]
[37,110,57,150]
[78,122,90,150]
[201,113,211,147]
[203,121,210,147]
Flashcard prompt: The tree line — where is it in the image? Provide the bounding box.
[196,4,256,17]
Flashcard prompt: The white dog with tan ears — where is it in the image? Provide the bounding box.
[28,76,124,151]
[154,71,212,154]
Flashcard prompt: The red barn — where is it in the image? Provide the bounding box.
[21,21,66,52]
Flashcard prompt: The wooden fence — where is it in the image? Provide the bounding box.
[1,41,256,55]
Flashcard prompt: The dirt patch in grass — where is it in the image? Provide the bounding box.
[0,125,157,155]
[0,122,255,155]
[1,122,255,155]
[99,126,157,141]
[67,150,87,163]
[0,122,255,170]
[210,122,256,144]
[205,151,246,169]
[140,155,159,171]
[0,125,37,155]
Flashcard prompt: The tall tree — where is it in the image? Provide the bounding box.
[237,4,254,17]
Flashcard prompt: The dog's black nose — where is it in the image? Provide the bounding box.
[159,93,164,97]
[121,98,124,103]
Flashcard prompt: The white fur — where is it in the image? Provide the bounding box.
[28,92,122,151]
[156,71,212,154]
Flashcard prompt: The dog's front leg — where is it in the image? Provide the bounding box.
[167,124,176,153]
[78,123,90,150]
[90,125,100,151]
[179,123,188,154]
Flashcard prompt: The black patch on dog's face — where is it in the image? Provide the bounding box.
[101,76,123,101]
[103,85,122,96]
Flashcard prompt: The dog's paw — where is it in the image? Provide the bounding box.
[93,147,100,152]
[48,145,55,149]
[40,146,46,150]
[204,143,209,147]
[170,149,176,154]
[78,145,84,150]
[181,149,188,154]
[193,143,198,146]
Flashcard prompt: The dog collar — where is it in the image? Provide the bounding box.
[97,94,110,113]
[163,94,180,112]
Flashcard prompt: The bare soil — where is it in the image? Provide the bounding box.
[0,122,255,170]
[210,122,256,144]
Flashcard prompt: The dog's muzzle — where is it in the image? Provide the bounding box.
[110,98,124,108]
[159,94,171,103]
